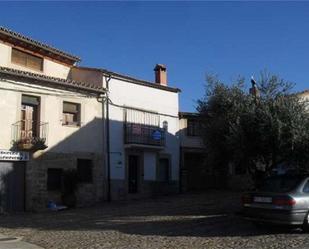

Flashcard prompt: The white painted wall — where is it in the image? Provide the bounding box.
[0,78,103,154]
[107,77,180,181]
[0,42,71,79]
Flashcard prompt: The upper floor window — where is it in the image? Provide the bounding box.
[11,48,43,71]
[187,119,201,136]
[62,102,81,126]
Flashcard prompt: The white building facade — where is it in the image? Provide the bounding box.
[71,65,181,200]
[0,27,181,212]
[0,27,105,211]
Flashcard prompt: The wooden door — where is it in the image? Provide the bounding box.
[21,104,38,140]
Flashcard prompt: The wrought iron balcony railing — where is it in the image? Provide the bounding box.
[124,123,165,147]
[12,121,48,151]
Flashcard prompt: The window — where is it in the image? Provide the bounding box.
[21,95,40,138]
[303,181,309,193]
[77,159,93,183]
[47,168,63,191]
[11,48,43,71]
[258,175,303,192]
[187,119,201,136]
[157,158,169,182]
[62,102,81,126]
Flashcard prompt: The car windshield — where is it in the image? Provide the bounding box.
[258,175,304,193]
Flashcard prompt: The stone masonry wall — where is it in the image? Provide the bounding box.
[26,151,105,211]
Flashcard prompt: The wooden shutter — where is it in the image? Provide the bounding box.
[12,48,43,71]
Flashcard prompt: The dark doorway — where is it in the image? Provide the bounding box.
[0,162,26,212]
[128,155,139,194]
[185,153,209,191]
[158,158,169,182]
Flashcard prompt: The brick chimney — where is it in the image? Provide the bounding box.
[154,64,167,86]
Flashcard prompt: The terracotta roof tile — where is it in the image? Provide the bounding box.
[0,26,80,62]
[0,66,104,94]
[75,66,181,93]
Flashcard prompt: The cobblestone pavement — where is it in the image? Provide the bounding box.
[0,191,309,249]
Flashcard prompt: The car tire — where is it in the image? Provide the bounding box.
[302,212,309,233]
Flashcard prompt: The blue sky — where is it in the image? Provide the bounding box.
[1,1,309,112]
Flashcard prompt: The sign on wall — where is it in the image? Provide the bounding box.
[152,130,162,140]
[0,150,30,161]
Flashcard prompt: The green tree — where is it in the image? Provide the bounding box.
[197,72,309,186]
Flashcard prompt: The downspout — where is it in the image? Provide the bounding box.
[105,75,112,202]
[179,146,183,193]
[97,75,112,202]
[97,91,107,202]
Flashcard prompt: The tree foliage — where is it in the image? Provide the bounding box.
[197,72,309,182]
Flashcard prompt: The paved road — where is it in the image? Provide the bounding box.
[0,191,309,249]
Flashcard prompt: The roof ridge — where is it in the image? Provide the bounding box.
[0,26,80,62]
[75,66,181,93]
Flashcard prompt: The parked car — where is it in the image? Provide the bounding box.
[241,174,309,231]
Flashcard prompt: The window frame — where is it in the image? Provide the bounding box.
[187,118,201,137]
[62,101,81,127]
[11,48,44,72]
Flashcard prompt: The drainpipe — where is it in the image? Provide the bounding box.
[179,146,183,194]
[105,75,112,202]
[97,75,112,202]
[97,92,107,202]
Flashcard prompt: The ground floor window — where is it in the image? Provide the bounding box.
[47,168,63,191]
[157,158,170,182]
[77,159,93,183]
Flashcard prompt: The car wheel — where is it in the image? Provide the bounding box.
[302,212,309,233]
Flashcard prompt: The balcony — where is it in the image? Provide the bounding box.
[12,121,48,151]
[124,123,165,148]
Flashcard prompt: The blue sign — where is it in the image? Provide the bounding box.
[152,130,162,140]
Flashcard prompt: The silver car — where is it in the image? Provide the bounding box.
[241,174,309,231]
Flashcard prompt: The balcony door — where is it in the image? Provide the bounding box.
[21,95,40,140]
[128,155,140,194]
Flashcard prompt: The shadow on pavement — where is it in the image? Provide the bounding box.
[0,191,304,238]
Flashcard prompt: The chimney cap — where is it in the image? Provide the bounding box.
[154,64,166,71]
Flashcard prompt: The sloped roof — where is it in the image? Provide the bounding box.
[0,26,80,63]
[75,66,181,93]
[0,66,104,94]
[179,112,200,118]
